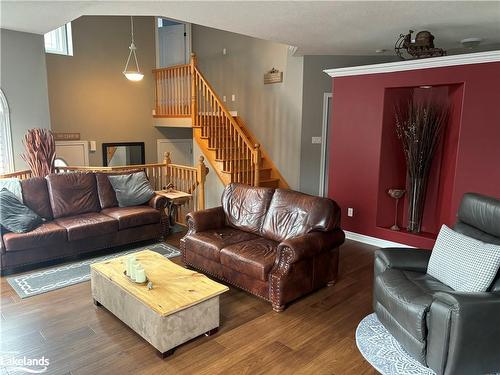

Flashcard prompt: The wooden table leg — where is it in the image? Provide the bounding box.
[157,348,175,359]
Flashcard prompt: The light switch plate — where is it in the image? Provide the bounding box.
[223,96,227,102]
[312,137,322,144]
[347,208,354,217]
[231,94,236,101]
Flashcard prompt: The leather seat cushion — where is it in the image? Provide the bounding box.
[101,206,160,230]
[55,212,118,241]
[184,227,259,262]
[46,173,100,218]
[221,183,275,234]
[20,177,53,220]
[220,238,278,281]
[374,269,452,342]
[261,188,340,242]
[3,222,67,251]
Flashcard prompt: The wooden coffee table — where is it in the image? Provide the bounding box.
[90,250,229,358]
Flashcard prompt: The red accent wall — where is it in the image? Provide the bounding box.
[328,61,500,248]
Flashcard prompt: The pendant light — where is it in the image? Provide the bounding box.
[123,16,144,81]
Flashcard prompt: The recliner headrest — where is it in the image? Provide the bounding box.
[457,193,500,238]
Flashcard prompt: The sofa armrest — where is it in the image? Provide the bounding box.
[374,248,431,277]
[426,291,500,375]
[276,229,345,265]
[148,194,167,210]
[185,206,226,234]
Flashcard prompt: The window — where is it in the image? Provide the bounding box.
[44,22,73,55]
[0,89,14,174]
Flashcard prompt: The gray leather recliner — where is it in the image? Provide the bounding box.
[373,193,500,375]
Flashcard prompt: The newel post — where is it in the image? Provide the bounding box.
[254,144,261,187]
[196,155,207,210]
[190,53,198,127]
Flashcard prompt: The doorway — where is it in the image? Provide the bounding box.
[156,18,191,68]
[319,93,332,197]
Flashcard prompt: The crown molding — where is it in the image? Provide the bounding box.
[324,50,500,78]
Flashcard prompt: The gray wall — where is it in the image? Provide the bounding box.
[47,16,191,166]
[0,29,51,171]
[192,25,304,189]
[299,55,399,195]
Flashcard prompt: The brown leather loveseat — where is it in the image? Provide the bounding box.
[0,172,167,273]
[181,183,345,311]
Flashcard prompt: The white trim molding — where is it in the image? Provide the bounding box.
[324,50,500,78]
[345,230,414,249]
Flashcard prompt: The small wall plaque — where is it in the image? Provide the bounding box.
[53,132,81,141]
[264,68,283,84]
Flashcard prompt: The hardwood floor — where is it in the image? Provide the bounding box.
[0,234,378,375]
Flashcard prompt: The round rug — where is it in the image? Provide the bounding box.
[355,313,435,375]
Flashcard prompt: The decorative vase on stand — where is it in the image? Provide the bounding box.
[407,176,428,233]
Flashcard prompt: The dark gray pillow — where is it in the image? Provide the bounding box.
[107,172,155,207]
[0,188,43,233]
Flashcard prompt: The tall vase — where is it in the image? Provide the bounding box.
[407,176,428,233]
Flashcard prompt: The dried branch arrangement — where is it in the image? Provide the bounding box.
[21,128,56,177]
[395,100,448,232]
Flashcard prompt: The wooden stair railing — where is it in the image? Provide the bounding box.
[152,54,288,189]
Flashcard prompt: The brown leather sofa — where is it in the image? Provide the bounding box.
[181,183,345,311]
[0,172,167,273]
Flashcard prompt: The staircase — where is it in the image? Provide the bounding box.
[153,54,288,189]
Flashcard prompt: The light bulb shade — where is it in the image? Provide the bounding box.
[123,71,144,81]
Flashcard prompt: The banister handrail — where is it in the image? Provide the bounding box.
[193,68,256,152]
[152,63,190,73]
[0,169,32,179]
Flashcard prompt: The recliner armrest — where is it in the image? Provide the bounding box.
[148,194,167,210]
[427,291,500,375]
[374,248,431,277]
[185,206,226,234]
[277,229,345,264]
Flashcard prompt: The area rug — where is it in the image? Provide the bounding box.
[356,313,436,375]
[7,242,181,299]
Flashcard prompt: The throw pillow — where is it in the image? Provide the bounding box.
[107,172,155,207]
[427,224,500,292]
[0,188,43,233]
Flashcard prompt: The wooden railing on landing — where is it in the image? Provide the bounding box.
[153,55,261,187]
[0,153,208,224]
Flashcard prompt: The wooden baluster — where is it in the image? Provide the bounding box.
[254,144,260,187]
[190,54,197,124]
[196,156,206,210]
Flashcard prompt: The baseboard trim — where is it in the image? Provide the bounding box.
[345,231,414,248]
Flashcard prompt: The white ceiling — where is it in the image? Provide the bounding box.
[1,1,500,55]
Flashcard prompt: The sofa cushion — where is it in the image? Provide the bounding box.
[222,183,275,234]
[0,189,43,233]
[96,170,143,209]
[3,222,67,251]
[101,206,160,230]
[46,173,100,218]
[20,177,53,220]
[261,189,340,242]
[374,268,452,343]
[184,227,259,262]
[220,238,278,281]
[108,172,155,207]
[55,212,118,241]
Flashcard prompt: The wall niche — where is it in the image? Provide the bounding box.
[376,83,464,239]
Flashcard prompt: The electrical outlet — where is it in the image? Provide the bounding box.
[347,208,354,217]
[223,96,227,102]
[231,94,236,102]
[223,48,227,55]
[312,137,322,144]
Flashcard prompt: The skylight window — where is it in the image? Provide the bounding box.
[44,23,73,56]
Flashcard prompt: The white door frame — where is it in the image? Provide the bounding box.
[157,138,193,165]
[0,89,14,173]
[319,92,332,197]
[154,17,192,68]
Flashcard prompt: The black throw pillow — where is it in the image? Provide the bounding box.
[0,188,43,233]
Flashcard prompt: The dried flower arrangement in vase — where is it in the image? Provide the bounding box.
[21,128,56,177]
[395,100,448,233]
